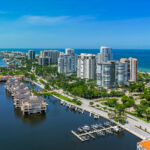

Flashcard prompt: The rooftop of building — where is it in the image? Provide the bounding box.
[130,57,138,61]
[65,48,74,50]
[120,58,128,61]
[100,46,112,49]
[22,96,45,104]
[120,57,138,62]
[79,53,96,57]
[138,140,150,150]
[40,50,60,52]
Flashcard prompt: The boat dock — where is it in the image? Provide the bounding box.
[71,122,122,142]
[71,130,85,142]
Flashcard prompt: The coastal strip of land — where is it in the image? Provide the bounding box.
[31,78,150,140]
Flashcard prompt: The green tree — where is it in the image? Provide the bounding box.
[135,105,146,117]
[121,95,128,104]
[125,98,135,108]
[30,73,36,81]
[144,107,150,121]
[8,71,14,76]
[114,104,127,124]
[140,100,148,106]
[105,99,118,107]
[44,83,50,90]
[89,102,94,105]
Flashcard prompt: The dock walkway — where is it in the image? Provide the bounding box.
[71,125,118,142]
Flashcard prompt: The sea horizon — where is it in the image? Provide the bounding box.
[1,48,150,72]
[0,48,150,50]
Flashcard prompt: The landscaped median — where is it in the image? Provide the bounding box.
[127,111,150,123]
[32,79,82,106]
[51,92,82,106]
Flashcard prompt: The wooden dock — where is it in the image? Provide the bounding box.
[83,130,95,139]
[71,130,84,142]
[71,125,118,142]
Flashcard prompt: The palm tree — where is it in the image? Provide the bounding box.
[114,104,127,124]
[134,105,146,117]
[145,107,150,121]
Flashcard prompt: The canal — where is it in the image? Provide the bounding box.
[0,83,141,150]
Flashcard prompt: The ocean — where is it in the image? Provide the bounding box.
[0,48,150,72]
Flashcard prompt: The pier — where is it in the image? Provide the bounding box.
[71,130,85,142]
[71,123,122,142]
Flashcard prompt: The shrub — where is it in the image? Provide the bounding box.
[89,102,94,105]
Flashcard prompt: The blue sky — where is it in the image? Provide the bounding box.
[0,0,150,49]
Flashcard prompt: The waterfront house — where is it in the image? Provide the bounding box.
[20,96,47,115]
[14,94,31,108]
[6,78,47,115]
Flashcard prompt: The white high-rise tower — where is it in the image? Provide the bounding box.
[97,46,112,63]
[58,48,77,74]
[77,53,96,79]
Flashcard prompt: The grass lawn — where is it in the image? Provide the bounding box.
[51,92,82,105]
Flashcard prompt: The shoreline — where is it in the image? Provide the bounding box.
[48,91,148,140]
[31,80,149,140]
[139,71,150,74]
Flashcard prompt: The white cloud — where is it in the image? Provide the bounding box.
[19,15,95,26]
[22,15,70,25]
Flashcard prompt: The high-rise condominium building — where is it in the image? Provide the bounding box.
[65,48,75,55]
[97,61,116,88]
[96,61,128,88]
[77,53,96,79]
[28,50,35,60]
[129,57,138,82]
[97,46,112,63]
[38,50,60,65]
[120,57,137,82]
[115,61,128,85]
[58,48,77,74]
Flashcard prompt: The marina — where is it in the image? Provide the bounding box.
[71,122,122,142]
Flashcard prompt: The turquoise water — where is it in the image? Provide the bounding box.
[0,49,150,72]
